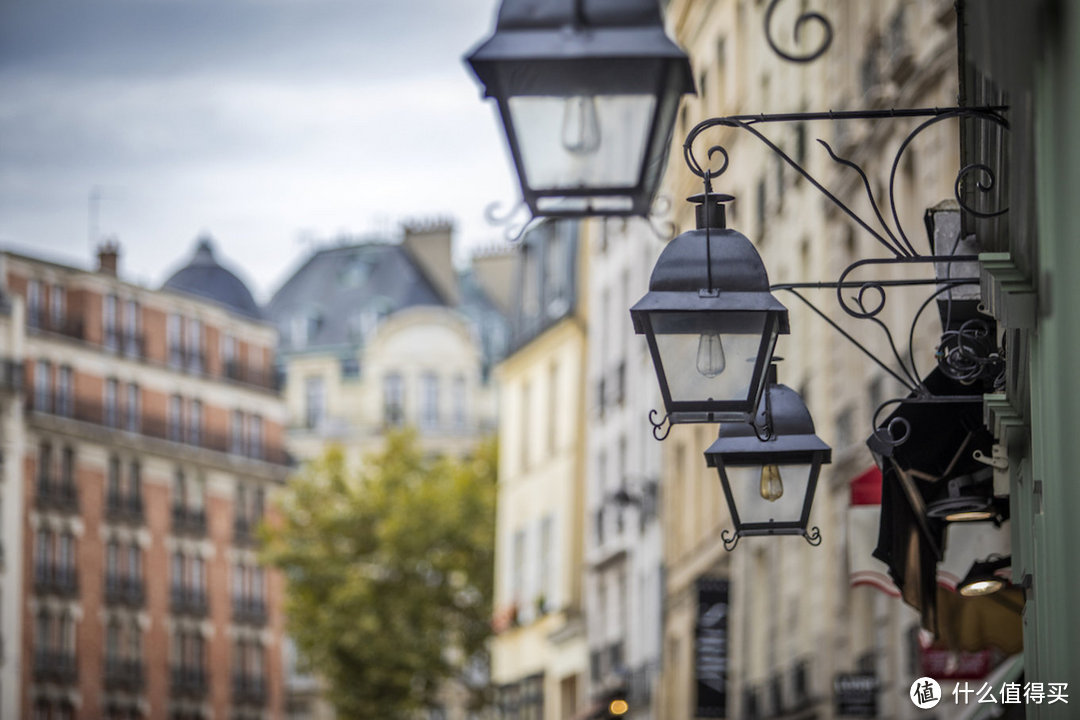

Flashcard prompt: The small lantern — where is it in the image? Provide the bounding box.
[631,194,789,426]
[925,468,1003,522]
[704,369,831,550]
[466,0,694,217]
[958,555,1011,597]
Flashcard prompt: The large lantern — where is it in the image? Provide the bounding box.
[704,369,831,550]
[466,0,694,217]
[631,194,789,426]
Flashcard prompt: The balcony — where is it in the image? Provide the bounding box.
[232,597,268,627]
[170,665,209,699]
[232,674,268,706]
[33,650,77,684]
[233,516,260,547]
[105,493,144,524]
[28,314,86,343]
[104,577,145,607]
[104,657,144,692]
[35,479,78,514]
[27,398,292,467]
[225,360,280,392]
[34,567,79,598]
[172,506,207,537]
[170,587,209,617]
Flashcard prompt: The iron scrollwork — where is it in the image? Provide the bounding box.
[764,0,833,64]
[678,105,1009,451]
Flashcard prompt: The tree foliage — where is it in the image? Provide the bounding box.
[262,430,497,718]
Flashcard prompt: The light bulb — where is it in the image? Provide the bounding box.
[760,464,784,502]
[959,579,1004,597]
[561,96,601,155]
[696,332,726,377]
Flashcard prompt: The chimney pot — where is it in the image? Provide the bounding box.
[97,238,120,276]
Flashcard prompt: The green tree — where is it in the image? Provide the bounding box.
[262,430,497,718]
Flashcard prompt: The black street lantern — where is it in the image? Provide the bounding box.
[631,194,789,428]
[704,369,831,550]
[466,0,694,217]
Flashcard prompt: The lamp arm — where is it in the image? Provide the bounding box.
[681,106,1009,259]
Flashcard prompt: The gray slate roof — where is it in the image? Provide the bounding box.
[161,236,262,320]
[266,242,445,352]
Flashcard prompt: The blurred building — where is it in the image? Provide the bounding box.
[265,220,509,720]
[489,219,589,720]
[0,237,290,719]
[580,217,665,720]
[654,2,983,719]
[267,220,508,467]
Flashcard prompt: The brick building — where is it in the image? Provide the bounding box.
[0,237,289,720]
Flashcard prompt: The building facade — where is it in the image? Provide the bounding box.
[581,217,665,719]
[0,238,289,720]
[655,1,975,719]
[490,219,589,720]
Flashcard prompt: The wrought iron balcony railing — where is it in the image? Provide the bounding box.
[105,493,144,524]
[232,597,268,626]
[170,587,209,617]
[104,657,145,691]
[104,576,145,607]
[171,506,208,537]
[34,567,79,597]
[35,478,79,514]
[232,674,268,706]
[170,665,209,698]
[33,650,77,684]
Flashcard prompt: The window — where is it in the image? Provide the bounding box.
[452,374,467,429]
[51,285,65,329]
[123,299,139,356]
[384,373,404,426]
[168,313,182,367]
[341,356,360,378]
[231,410,245,455]
[520,381,531,472]
[61,446,74,488]
[28,279,42,327]
[56,365,72,417]
[547,362,558,454]
[223,334,237,377]
[107,454,122,500]
[188,399,202,446]
[104,294,118,351]
[511,530,526,604]
[34,359,51,412]
[421,372,439,428]
[186,318,203,372]
[539,516,554,610]
[169,395,183,442]
[305,376,325,429]
[125,382,139,432]
[37,441,53,486]
[249,415,263,459]
[105,378,118,427]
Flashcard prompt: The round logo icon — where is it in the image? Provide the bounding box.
[910,677,942,709]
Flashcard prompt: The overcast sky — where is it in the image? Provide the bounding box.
[0,0,518,301]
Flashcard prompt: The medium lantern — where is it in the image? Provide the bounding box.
[466,0,695,217]
[631,194,789,426]
[704,368,831,550]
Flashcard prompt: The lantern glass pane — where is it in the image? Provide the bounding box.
[508,94,656,190]
[651,312,771,404]
[724,464,811,525]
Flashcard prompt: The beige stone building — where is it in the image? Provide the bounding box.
[655,2,964,719]
[489,219,589,720]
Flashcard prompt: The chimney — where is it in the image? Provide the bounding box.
[470,245,517,318]
[97,238,120,276]
[401,218,459,305]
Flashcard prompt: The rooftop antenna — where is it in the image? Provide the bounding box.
[89,185,102,251]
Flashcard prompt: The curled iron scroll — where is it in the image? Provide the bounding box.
[803,526,823,546]
[649,409,672,442]
[954,163,1009,218]
[764,0,834,64]
[721,528,740,552]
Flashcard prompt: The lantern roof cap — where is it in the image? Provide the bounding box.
[705,381,831,462]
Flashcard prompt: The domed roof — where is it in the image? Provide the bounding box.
[162,235,262,319]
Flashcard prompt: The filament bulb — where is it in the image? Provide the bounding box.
[696,332,726,378]
[561,96,601,155]
[760,464,784,502]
